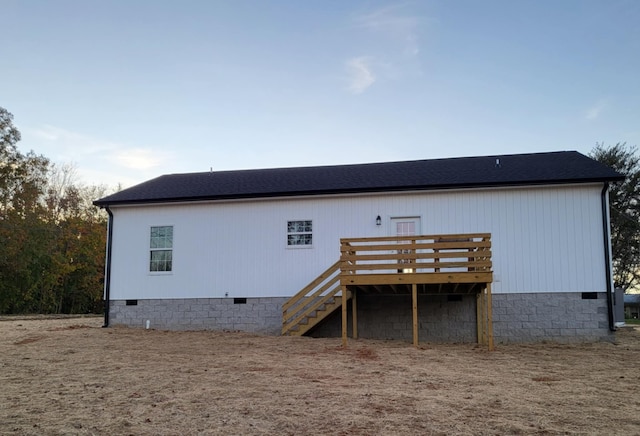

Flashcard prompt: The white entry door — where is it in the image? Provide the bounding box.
[391,217,421,273]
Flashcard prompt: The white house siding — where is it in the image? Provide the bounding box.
[109,183,607,301]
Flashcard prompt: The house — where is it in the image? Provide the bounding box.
[625,294,640,319]
[94,151,624,344]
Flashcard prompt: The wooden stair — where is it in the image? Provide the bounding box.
[282,260,350,336]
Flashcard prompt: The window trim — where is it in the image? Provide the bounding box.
[286,219,313,249]
[149,225,174,274]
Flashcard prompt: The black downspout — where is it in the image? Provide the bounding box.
[102,206,114,328]
[601,183,616,332]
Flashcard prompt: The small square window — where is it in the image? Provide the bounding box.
[287,220,312,246]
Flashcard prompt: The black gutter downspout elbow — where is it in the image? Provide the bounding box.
[601,183,616,332]
[102,206,114,328]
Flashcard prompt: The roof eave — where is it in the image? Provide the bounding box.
[93,176,623,208]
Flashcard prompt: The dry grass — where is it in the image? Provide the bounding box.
[1,317,640,435]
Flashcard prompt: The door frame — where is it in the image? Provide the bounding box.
[389,216,422,237]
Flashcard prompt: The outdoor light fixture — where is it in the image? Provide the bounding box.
[376,215,382,226]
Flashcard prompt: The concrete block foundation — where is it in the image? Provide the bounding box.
[109,297,288,334]
[109,291,613,343]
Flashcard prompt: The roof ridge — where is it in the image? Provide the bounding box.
[162,150,580,177]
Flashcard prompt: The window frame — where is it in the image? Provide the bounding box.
[286,219,313,249]
[149,225,174,274]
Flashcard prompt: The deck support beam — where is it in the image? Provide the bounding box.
[412,283,418,347]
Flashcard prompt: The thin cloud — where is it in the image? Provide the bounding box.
[111,148,166,170]
[32,127,60,141]
[25,125,172,186]
[585,100,607,120]
[353,4,421,57]
[30,125,123,156]
[343,4,422,94]
[346,56,376,94]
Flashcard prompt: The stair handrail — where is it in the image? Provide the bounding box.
[281,283,342,335]
[282,260,342,335]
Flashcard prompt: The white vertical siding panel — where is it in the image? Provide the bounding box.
[578,188,604,289]
[520,191,533,292]
[545,189,560,291]
[540,189,552,291]
[522,191,533,290]
[558,190,573,290]
[109,184,607,300]
[588,188,604,287]
[497,189,515,292]
[567,190,579,291]
[571,189,584,289]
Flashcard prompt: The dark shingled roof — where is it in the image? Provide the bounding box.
[625,294,640,305]
[94,151,624,207]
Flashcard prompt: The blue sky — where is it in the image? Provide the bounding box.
[2,0,639,188]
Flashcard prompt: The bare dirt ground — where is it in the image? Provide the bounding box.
[1,317,640,436]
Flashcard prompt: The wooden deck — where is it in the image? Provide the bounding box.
[282,233,494,350]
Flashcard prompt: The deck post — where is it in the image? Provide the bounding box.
[341,285,348,348]
[412,283,418,347]
[486,282,494,351]
[476,291,485,345]
[352,288,358,339]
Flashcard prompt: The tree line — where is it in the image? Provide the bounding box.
[1,107,108,314]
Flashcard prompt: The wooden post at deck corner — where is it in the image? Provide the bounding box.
[476,284,495,351]
[341,285,348,348]
[412,283,418,348]
[352,288,358,339]
[476,291,485,345]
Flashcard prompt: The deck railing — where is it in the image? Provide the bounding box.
[340,233,492,276]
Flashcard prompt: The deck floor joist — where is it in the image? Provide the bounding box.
[340,272,493,287]
[346,281,484,295]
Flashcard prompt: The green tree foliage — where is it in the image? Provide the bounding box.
[0,107,107,314]
[590,142,640,291]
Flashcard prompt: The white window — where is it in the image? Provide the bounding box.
[287,220,312,246]
[150,226,173,272]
